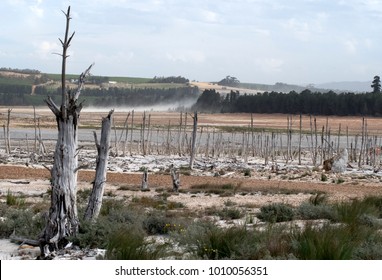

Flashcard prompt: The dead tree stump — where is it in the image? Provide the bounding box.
[84,110,114,222]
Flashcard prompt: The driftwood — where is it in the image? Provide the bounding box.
[10,231,39,247]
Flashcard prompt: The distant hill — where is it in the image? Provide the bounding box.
[315,81,371,93]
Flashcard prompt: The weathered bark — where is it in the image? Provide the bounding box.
[39,104,82,256]
[39,6,93,257]
[84,110,114,222]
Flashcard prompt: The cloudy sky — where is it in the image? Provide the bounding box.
[1,0,381,85]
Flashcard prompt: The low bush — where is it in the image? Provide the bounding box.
[0,208,45,239]
[292,223,355,260]
[297,203,337,221]
[334,199,379,226]
[217,207,244,220]
[257,203,295,223]
[6,189,26,207]
[104,226,167,260]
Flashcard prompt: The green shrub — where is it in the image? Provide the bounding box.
[173,221,252,260]
[0,208,45,239]
[362,196,382,218]
[142,212,170,235]
[218,207,244,220]
[292,223,357,260]
[336,177,345,184]
[257,203,295,223]
[243,168,252,177]
[104,226,167,260]
[353,233,382,260]
[334,199,379,226]
[320,173,328,182]
[297,203,337,221]
[6,189,25,207]
[172,221,294,260]
[77,188,92,204]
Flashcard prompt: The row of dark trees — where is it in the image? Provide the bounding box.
[193,89,382,116]
[0,84,199,106]
[0,67,41,74]
[149,76,189,84]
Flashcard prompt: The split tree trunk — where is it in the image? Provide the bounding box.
[84,110,114,221]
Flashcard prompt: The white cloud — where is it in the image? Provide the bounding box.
[29,0,44,18]
[343,39,357,55]
[282,12,327,42]
[166,50,206,64]
[35,41,60,59]
[200,10,220,23]
[255,57,284,73]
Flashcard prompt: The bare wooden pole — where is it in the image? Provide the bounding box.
[189,111,198,169]
[33,106,37,154]
[6,108,11,154]
[178,111,183,156]
[122,112,131,156]
[251,113,255,157]
[359,117,365,168]
[146,113,151,155]
[141,111,146,155]
[298,114,302,165]
[337,123,342,153]
[130,109,135,155]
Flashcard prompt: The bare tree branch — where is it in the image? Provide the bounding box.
[73,63,95,101]
[45,96,60,116]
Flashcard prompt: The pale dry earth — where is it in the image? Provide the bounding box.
[2,106,382,135]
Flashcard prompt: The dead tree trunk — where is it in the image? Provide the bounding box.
[170,165,180,192]
[33,106,37,154]
[84,110,114,222]
[39,6,94,257]
[141,168,149,192]
[298,114,302,165]
[5,108,11,154]
[189,111,198,169]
